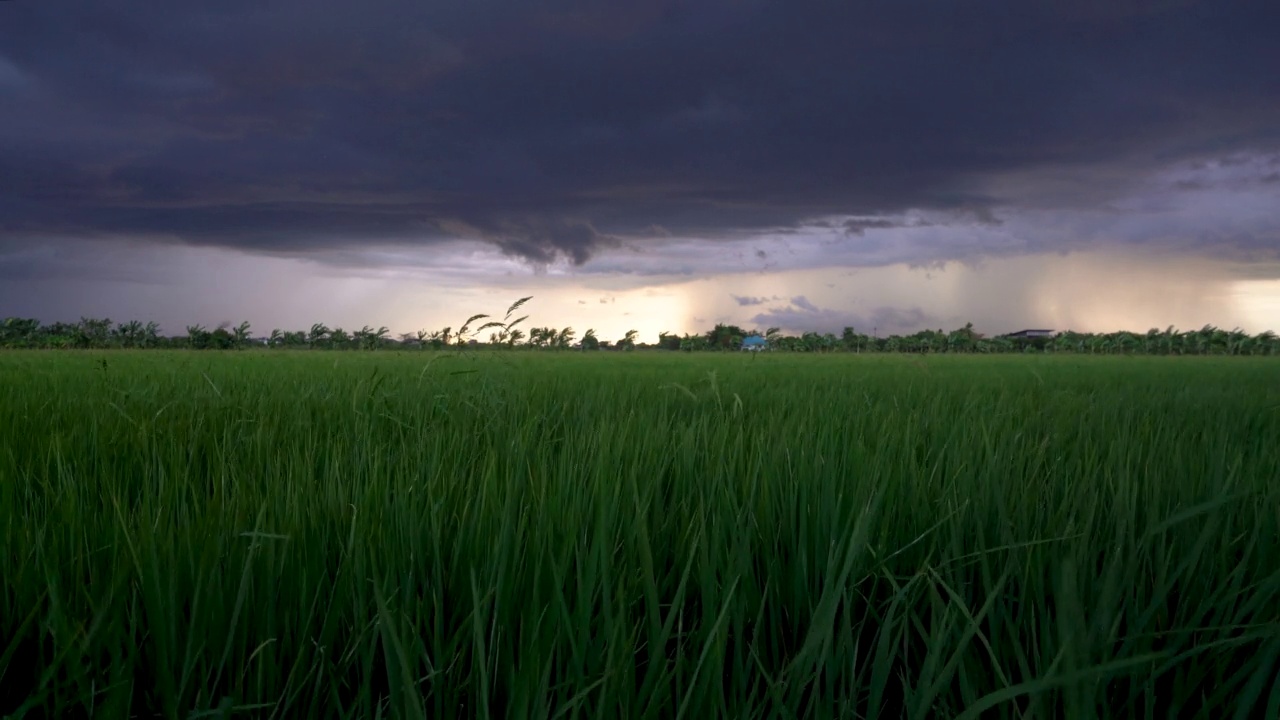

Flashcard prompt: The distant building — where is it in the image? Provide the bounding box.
[741,335,768,351]
[1004,329,1055,339]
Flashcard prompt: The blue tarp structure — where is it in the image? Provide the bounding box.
[742,335,767,349]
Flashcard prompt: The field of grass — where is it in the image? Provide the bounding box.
[1,350,1278,718]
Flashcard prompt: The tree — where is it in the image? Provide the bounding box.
[308,323,331,349]
[208,326,235,349]
[705,323,746,350]
[0,317,41,348]
[841,326,858,352]
[113,320,144,348]
[356,325,389,350]
[1055,331,1085,354]
[679,333,707,352]
[1256,331,1279,356]
[555,327,575,349]
[527,327,551,348]
[431,327,452,349]
[4,305,1278,357]
[75,317,112,349]
[233,321,252,348]
[186,324,210,349]
[142,322,161,348]
[947,323,980,353]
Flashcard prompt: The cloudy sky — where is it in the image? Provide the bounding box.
[2,0,1278,341]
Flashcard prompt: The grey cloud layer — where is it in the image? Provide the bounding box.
[750,296,935,335]
[731,294,779,307]
[2,0,1279,267]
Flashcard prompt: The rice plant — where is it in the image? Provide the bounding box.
[1,351,1277,718]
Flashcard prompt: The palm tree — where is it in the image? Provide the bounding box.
[141,322,161,348]
[425,327,451,349]
[75,317,112,349]
[308,323,331,349]
[618,329,638,350]
[841,326,856,351]
[38,322,75,349]
[112,320,142,348]
[1115,331,1139,354]
[330,327,352,349]
[581,329,600,350]
[186,324,209,349]
[1054,331,1085,354]
[125,321,142,347]
[679,333,708,352]
[706,323,746,350]
[0,317,41,348]
[948,323,979,353]
[233,321,252,348]
[360,325,389,350]
[1226,328,1249,356]
[1256,330,1279,356]
[657,331,681,351]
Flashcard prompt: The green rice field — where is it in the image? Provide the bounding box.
[2,351,1278,718]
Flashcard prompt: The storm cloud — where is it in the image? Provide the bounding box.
[731,294,779,307]
[3,0,1279,269]
[751,296,935,336]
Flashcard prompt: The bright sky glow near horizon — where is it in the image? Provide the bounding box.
[2,1,1278,340]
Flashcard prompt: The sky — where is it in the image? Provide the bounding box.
[2,0,1278,341]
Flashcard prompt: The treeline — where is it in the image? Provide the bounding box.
[656,323,1280,355]
[3,315,1278,356]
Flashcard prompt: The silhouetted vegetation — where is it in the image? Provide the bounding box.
[3,297,1277,355]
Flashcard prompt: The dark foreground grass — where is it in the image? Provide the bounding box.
[1,350,1278,718]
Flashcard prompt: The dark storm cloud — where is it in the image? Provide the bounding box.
[0,240,158,284]
[751,297,936,335]
[790,296,821,313]
[2,0,1279,267]
[842,219,904,236]
[731,294,779,307]
[807,208,998,237]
